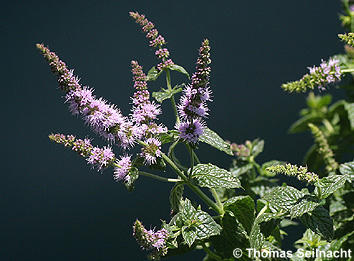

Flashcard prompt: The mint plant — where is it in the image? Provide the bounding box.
[37,2,354,260]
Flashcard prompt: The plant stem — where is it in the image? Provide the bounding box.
[201,242,222,261]
[161,152,224,215]
[139,171,181,183]
[165,69,180,124]
[341,68,354,73]
[256,203,268,219]
[211,188,223,209]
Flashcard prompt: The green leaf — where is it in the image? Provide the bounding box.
[251,139,264,157]
[193,210,222,240]
[230,163,253,177]
[223,195,255,234]
[124,167,139,192]
[180,199,221,246]
[169,183,184,213]
[210,211,250,260]
[314,175,349,199]
[340,161,354,178]
[344,102,354,130]
[146,66,163,81]
[289,114,322,134]
[169,64,190,78]
[152,85,183,103]
[199,128,233,155]
[250,212,278,250]
[190,163,241,189]
[263,186,320,218]
[300,206,333,241]
[181,226,197,247]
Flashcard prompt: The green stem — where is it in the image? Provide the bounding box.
[165,69,180,124]
[211,188,223,210]
[201,242,222,261]
[139,171,181,183]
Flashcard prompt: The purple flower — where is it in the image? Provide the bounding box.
[133,220,168,259]
[307,58,341,91]
[178,39,212,121]
[87,146,115,171]
[49,133,116,171]
[177,120,204,144]
[141,138,162,165]
[176,39,212,143]
[114,155,132,182]
[37,44,136,148]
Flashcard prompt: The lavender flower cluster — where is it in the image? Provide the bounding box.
[282,57,342,92]
[49,133,115,171]
[37,44,164,181]
[133,219,169,260]
[177,39,212,144]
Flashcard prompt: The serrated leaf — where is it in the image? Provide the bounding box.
[180,199,221,246]
[344,102,354,130]
[190,163,241,189]
[199,128,233,155]
[169,183,184,213]
[152,85,183,103]
[300,206,333,241]
[263,186,320,218]
[210,211,250,259]
[169,64,190,78]
[146,66,162,81]
[223,196,255,234]
[314,175,349,199]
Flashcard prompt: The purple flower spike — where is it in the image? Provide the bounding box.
[177,39,212,143]
[178,120,204,144]
[87,146,115,171]
[37,44,135,149]
[133,220,168,259]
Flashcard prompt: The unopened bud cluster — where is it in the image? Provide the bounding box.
[266,163,319,184]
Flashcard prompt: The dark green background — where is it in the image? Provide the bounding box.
[1,1,344,260]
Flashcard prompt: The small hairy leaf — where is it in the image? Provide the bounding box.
[169,64,190,78]
[190,163,241,189]
[146,66,162,81]
[152,85,183,103]
[193,210,222,240]
[199,128,234,155]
